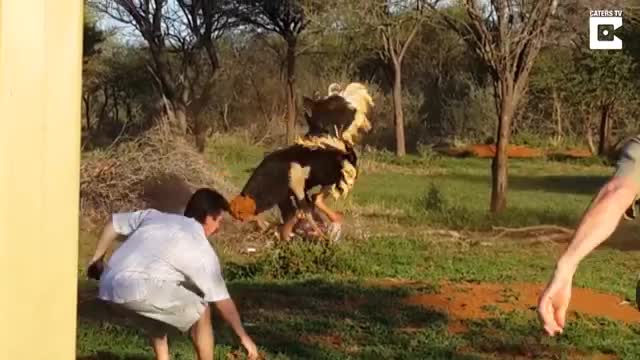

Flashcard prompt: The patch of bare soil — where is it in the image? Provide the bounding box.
[469,144,544,158]
[404,282,640,334]
[550,148,593,158]
[437,144,594,160]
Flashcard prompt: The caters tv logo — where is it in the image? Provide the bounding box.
[589,9,623,50]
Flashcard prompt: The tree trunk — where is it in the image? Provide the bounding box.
[175,105,188,134]
[586,112,597,155]
[491,86,516,213]
[553,88,562,144]
[112,86,120,125]
[82,94,92,136]
[221,103,230,132]
[392,63,406,156]
[598,104,612,156]
[125,99,134,125]
[194,116,207,153]
[98,86,110,133]
[162,98,188,135]
[285,37,297,145]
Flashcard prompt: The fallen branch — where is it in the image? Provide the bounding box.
[491,225,574,234]
[491,224,574,240]
[370,229,464,240]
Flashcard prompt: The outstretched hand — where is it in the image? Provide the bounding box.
[537,265,574,336]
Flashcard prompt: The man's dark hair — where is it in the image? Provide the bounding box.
[184,188,230,224]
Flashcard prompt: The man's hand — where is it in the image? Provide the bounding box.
[240,335,259,359]
[537,264,574,336]
[87,257,105,280]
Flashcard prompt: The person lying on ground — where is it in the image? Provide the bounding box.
[87,188,259,360]
[537,136,640,336]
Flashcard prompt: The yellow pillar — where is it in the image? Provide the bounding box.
[0,0,83,358]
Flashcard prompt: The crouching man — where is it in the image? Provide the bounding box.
[87,188,259,360]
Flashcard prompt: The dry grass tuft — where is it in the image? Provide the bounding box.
[80,124,237,228]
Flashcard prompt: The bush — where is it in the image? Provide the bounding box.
[80,124,237,228]
[440,78,497,143]
[421,183,447,212]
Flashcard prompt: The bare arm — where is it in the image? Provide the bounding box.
[213,298,250,340]
[90,209,154,265]
[89,216,119,264]
[538,176,638,335]
[213,298,258,358]
[556,176,638,273]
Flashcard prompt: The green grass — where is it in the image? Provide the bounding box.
[351,154,611,230]
[205,140,614,231]
[206,135,265,185]
[76,140,640,359]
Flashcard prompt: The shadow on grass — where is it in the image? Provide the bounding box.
[455,173,609,196]
[77,352,148,360]
[598,221,640,251]
[77,278,471,359]
[370,201,581,229]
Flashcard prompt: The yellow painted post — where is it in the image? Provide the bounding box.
[0,0,84,359]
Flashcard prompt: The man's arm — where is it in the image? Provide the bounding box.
[87,216,120,280]
[89,216,119,264]
[214,298,259,358]
[556,176,638,272]
[538,175,638,335]
[213,298,251,340]
[182,243,259,358]
[87,209,155,279]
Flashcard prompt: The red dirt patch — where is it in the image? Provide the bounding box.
[552,148,593,158]
[405,282,640,331]
[437,144,594,159]
[467,144,543,158]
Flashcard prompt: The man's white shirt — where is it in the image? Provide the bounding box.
[98,209,230,303]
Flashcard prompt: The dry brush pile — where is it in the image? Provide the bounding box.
[80,124,237,228]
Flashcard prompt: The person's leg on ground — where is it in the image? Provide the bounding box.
[149,334,170,360]
[190,304,214,360]
[115,284,208,360]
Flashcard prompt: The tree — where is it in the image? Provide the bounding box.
[570,51,637,156]
[407,7,489,141]
[374,0,427,157]
[430,0,558,212]
[92,0,235,152]
[528,47,574,145]
[380,1,427,156]
[546,0,640,155]
[82,8,109,145]
[336,0,429,156]
[233,0,309,145]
